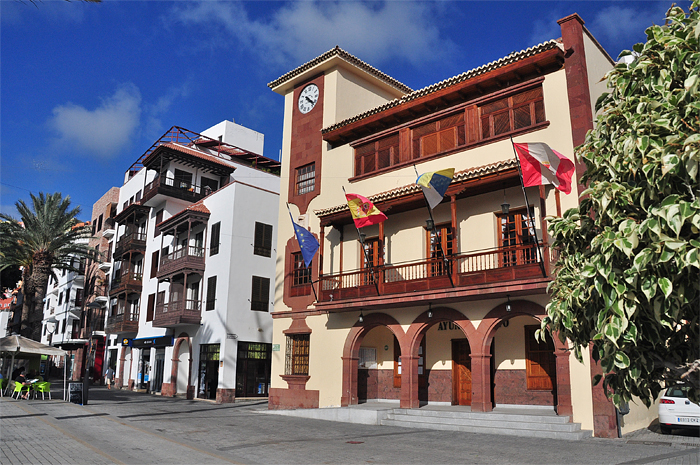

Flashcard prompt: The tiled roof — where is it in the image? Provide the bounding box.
[158,142,236,170]
[156,199,211,229]
[314,158,518,217]
[267,46,413,94]
[321,40,563,134]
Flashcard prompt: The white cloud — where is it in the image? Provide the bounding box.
[143,81,193,141]
[589,4,669,46]
[50,83,142,158]
[172,1,457,68]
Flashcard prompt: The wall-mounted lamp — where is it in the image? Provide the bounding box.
[358,312,364,323]
[425,219,435,231]
[427,303,433,319]
[505,295,512,312]
[501,189,510,215]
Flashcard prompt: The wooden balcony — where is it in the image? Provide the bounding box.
[105,310,139,334]
[318,243,550,307]
[152,299,202,327]
[157,246,205,278]
[142,175,207,207]
[109,272,143,296]
[113,232,146,259]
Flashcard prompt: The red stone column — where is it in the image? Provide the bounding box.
[117,346,126,388]
[400,355,420,408]
[590,351,619,438]
[341,356,359,407]
[554,343,573,418]
[470,353,493,412]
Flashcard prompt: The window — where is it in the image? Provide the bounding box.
[97,214,103,232]
[251,276,270,312]
[62,319,66,334]
[480,86,545,140]
[285,334,310,375]
[92,222,97,236]
[524,325,556,391]
[355,134,400,177]
[361,237,382,285]
[58,292,63,306]
[146,294,155,322]
[412,113,465,160]
[206,276,217,311]
[74,289,84,307]
[210,222,221,256]
[150,251,159,279]
[292,252,312,287]
[201,176,218,195]
[359,347,377,369]
[427,224,454,277]
[135,190,142,202]
[106,242,113,262]
[235,342,272,397]
[154,209,163,237]
[498,208,538,266]
[295,163,315,195]
[254,222,273,257]
[174,169,193,189]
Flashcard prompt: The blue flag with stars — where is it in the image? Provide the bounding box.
[290,211,319,268]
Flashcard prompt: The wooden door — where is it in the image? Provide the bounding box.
[452,339,472,406]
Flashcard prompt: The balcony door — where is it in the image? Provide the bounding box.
[361,238,381,285]
[499,208,538,266]
[174,169,193,189]
[427,223,453,277]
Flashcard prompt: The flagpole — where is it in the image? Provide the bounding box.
[509,137,547,277]
[286,202,319,301]
[342,187,381,296]
[414,165,455,287]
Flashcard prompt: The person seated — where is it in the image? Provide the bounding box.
[14,367,31,399]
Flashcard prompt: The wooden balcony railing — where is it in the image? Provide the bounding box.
[157,246,205,277]
[109,272,143,296]
[152,299,202,327]
[319,243,549,302]
[113,232,146,258]
[142,175,207,205]
[106,308,139,334]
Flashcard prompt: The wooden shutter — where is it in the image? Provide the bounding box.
[210,222,221,255]
[251,276,270,311]
[254,222,273,257]
[150,250,159,278]
[146,294,155,322]
[206,276,217,311]
[154,209,163,237]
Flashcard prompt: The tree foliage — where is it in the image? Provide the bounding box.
[542,2,700,407]
[0,192,95,340]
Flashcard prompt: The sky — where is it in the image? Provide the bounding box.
[0,0,689,221]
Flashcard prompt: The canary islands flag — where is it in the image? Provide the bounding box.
[289,211,319,268]
[345,193,387,229]
[416,168,455,210]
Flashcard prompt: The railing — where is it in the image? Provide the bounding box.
[114,232,147,257]
[142,175,207,204]
[109,272,143,295]
[319,243,548,302]
[153,299,202,327]
[158,246,205,277]
[106,307,139,333]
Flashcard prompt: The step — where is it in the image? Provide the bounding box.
[380,418,592,440]
[380,408,592,440]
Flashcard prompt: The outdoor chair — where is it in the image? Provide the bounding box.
[11,381,31,400]
[33,382,51,400]
[0,378,7,397]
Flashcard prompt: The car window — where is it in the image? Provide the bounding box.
[666,387,688,398]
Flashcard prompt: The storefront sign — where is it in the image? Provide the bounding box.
[130,336,174,348]
[272,344,280,351]
[121,338,132,346]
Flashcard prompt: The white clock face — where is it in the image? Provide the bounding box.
[298,84,319,114]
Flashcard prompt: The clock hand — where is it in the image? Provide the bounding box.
[305,96,314,104]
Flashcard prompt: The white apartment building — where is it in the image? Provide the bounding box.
[107,121,280,403]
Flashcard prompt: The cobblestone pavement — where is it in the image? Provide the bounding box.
[1,386,698,465]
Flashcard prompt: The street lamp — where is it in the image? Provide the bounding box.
[83,300,103,405]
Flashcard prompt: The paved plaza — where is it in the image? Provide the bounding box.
[1,386,698,465]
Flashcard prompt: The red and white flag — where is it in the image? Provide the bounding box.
[513,142,575,195]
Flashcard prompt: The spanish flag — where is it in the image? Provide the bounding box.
[345,193,387,228]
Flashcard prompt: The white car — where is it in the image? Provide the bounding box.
[658,385,700,434]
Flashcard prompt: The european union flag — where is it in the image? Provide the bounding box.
[290,211,319,268]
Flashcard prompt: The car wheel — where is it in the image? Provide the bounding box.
[659,424,673,435]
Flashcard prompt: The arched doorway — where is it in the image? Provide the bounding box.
[341,313,405,407]
[176,338,190,396]
[404,307,478,409]
[357,325,402,403]
[491,315,556,406]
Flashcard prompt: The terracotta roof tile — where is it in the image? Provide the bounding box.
[314,158,518,217]
[268,46,412,93]
[158,142,236,170]
[321,40,563,134]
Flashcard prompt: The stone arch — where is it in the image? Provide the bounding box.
[471,300,572,415]
[341,312,406,407]
[401,307,478,408]
[171,334,193,399]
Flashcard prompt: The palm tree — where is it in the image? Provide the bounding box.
[0,192,95,341]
